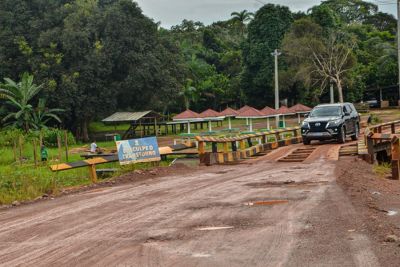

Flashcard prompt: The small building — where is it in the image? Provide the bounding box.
[102,111,167,139]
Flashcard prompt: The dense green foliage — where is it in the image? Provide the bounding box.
[0,0,398,138]
[0,73,62,131]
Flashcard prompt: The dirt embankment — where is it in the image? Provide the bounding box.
[336,158,400,265]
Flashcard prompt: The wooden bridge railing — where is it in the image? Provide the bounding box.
[361,120,400,179]
[195,127,302,165]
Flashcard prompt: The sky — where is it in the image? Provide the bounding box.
[134,0,397,28]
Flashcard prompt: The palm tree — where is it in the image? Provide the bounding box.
[31,98,64,130]
[231,10,254,35]
[0,73,43,131]
[179,79,198,109]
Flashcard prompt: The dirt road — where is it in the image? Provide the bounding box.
[0,144,385,266]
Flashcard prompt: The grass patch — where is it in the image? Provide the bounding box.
[0,140,172,205]
[89,122,131,133]
[373,162,392,178]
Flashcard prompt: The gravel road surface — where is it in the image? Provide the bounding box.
[0,144,382,266]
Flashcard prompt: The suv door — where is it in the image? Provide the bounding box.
[342,105,354,134]
[348,103,359,132]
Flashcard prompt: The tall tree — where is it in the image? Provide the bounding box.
[231,10,254,35]
[282,19,356,102]
[241,4,293,107]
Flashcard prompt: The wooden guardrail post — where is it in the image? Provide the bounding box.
[367,136,375,164]
[212,143,218,153]
[198,141,205,155]
[231,141,237,152]
[247,138,253,147]
[391,137,400,180]
[391,123,396,134]
[88,164,98,183]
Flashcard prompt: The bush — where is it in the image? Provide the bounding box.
[40,128,76,147]
[0,128,76,148]
[369,114,382,125]
[0,128,24,147]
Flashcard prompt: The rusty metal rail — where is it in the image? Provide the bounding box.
[361,120,400,179]
[195,127,302,165]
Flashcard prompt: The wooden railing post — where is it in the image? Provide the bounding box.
[367,136,375,164]
[391,123,396,134]
[198,141,205,155]
[88,164,98,183]
[212,143,218,153]
[231,141,237,152]
[247,138,253,147]
[391,137,400,180]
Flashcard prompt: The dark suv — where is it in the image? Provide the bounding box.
[301,103,360,145]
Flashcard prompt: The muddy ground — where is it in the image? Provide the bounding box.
[1,141,400,266]
[337,158,400,265]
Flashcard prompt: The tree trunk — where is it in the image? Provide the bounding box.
[335,78,344,103]
[82,119,89,142]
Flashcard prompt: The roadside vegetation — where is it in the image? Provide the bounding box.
[373,162,392,178]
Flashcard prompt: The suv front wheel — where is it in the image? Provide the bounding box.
[338,126,346,144]
[303,138,311,145]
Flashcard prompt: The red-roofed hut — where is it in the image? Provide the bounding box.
[236,107,266,132]
[260,106,277,130]
[173,109,201,134]
[237,105,255,126]
[199,109,224,132]
[220,107,238,130]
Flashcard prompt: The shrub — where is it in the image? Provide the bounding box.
[369,114,382,125]
[0,128,24,147]
[40,128,76,147]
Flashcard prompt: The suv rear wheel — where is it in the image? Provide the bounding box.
[338,126,346,144]
[351,124,359,141]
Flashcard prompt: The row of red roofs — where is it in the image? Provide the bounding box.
[173,104,312,120]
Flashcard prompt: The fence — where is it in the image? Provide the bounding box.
[196,127,302,165]
[50,142,196,182]
[360,120,400,179]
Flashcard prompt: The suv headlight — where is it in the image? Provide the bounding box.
[301,121,310,128]
[326,119,341,128]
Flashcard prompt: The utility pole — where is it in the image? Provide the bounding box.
[330,80,334,104]
[272,49,281,127]
[398,0,400,106]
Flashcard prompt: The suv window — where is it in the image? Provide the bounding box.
[346,104,353,112]
[343,106,348,114]
[310,106,342,117]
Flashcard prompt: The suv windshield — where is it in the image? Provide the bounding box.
[310,106,342,117]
